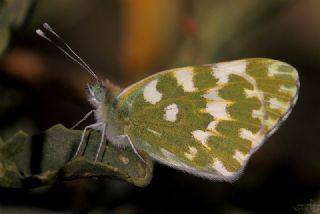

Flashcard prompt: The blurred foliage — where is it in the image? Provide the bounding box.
[0,0,320,213]
[0,0,34,55]
[119,0,183,80]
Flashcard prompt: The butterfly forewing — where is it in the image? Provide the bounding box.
[116,58,299,181]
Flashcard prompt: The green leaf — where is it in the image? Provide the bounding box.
[0,124,153,188]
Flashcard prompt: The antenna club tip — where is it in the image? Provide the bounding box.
[43,22,52,30]
[36,29,44,36]
[36,23,99,80]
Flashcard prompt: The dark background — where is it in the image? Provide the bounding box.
[0,0,319,213]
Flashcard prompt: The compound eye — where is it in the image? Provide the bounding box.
[94,86,105,102]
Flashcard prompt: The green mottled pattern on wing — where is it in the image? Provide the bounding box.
[116,58,299,181]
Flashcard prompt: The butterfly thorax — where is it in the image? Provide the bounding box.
[86,79,126,141]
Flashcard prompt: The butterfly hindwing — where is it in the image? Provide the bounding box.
[116,58,299,181]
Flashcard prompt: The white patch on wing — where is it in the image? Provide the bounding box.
[212,60,247,84]
[143,79,162,104]
[192,130,212,145]
[279,85,296,95]
[269,97,288,110]
[212,159,234,177]
[233,150,248,164]
[203,88,221,100]
[267,62,297,78]
[206,102,231,120]
[240,128,256,142]
[184,146,198,160]
[244,88,256,98]
[147,128,162,137]
[175,69,196,92]
[164,103,179,122]
[266,117,278,128]
[252,109,264,119]
[268,63,280,77]
[207,121,218,132]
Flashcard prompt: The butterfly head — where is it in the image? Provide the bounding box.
[86,80,106,107]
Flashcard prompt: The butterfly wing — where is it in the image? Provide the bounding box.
[116,58,299,181]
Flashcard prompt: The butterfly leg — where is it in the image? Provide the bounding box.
[70,109,95,129]
[73,122,103,160]
[94,123,107,162]
[114,135,146,164]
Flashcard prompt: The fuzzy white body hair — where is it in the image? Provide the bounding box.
[93,103,127,147]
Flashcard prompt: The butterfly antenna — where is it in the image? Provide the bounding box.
[36,23,99,81]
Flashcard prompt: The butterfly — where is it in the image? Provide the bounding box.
[37,23,299,182]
